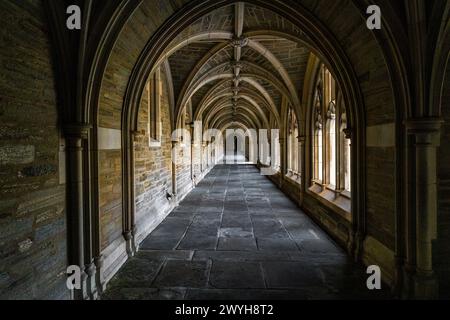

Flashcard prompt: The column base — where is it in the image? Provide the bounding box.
[71,268,89,300]
[85,261,98,300]
[412,273,438,299]
[124,231,137,258]
[94,255,106,296]
[401,265,439,299]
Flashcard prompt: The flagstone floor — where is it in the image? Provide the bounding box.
[103,165,390,300]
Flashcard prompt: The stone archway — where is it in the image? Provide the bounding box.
[55,0,415,299]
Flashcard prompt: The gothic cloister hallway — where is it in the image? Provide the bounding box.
[103,164,388,300]
[1,0,449,302]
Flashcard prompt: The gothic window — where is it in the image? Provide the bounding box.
[327,101,336,187]
[273,130,281,171]
[340,108,351,193]
[313,73,323,182]
[311,64,352,205]
[287,108,300,181]
[148,67,162,147]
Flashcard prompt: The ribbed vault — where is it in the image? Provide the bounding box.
[149,3,312,134]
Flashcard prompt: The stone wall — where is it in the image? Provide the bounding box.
[0,0,68,299]
[96,1,190,272]
[98,150,122,251]
[176,141,194,198]
[134,70,175,243]
[192,143,202,183]
[98,0,189,130]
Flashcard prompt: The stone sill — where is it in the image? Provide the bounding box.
[148,140,162,148]
[308,182,351,221]
[285,172,301,185]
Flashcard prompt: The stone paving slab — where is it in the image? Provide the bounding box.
[103,165,390,300]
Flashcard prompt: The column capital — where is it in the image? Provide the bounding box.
[342,127,352,140]
[405,117,443,132]
[404,118,443,146]
[64,123,92,140]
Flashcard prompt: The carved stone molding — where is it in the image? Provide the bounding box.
[342,127,352,140]
[405,118,443,146]
[63,123,92,140]
[297,135,306,143]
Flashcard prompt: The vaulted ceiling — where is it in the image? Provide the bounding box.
[157,3,312,132]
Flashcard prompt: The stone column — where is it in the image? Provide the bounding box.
[405,118,442,299]
[64,124,91,300]
[279,137,286,188]
[191,140,197,186]
[189,124,196,186]
[171,140,179,203]
[93,255,105,297]
[202,142,207,172]
[297,135,305,205]
[123,131,138,259]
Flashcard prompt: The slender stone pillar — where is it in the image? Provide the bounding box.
[64,124,91,300]
[191,140,197,186]
[202,142,207,172]
[94,255,105,295]
[404,118,442,299]
[279,137,286,187]
[171,140,179,203]
[123,131,138,259]
[297,135,305,206]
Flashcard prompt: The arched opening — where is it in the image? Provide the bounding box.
[94,0,375,299]
[308,64,351,216]
[4,0,445,301]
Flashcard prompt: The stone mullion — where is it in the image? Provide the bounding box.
[322,96,327,185]
[322,69,329,186]
[336,94,343,191]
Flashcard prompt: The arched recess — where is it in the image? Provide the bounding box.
[197,93,271,130]
[193,81,275,126]
[117,0,367,266]
[210,111,260,132]
[74,0,414,299]
[205,104,262,129]
[178,71,284,125]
